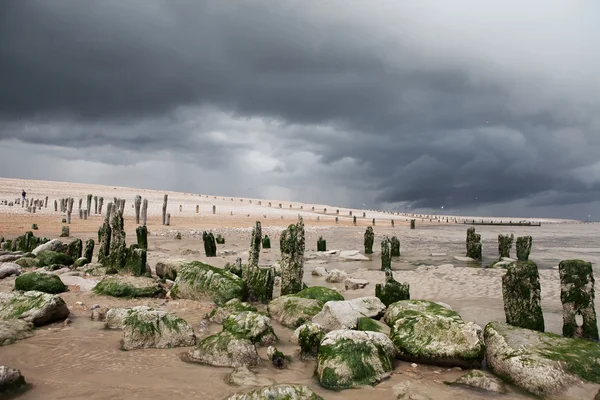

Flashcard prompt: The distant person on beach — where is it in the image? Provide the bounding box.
[21,190,26,201]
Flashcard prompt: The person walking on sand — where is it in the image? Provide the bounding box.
[21,189,26,202]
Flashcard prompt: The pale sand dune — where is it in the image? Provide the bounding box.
[0,177,598,400]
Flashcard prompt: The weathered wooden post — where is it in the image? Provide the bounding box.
[86,194,92,213]
[502,261,544,332]
[390,236,400,257]
[498,234,514,259]
[280,216,305,295]
[134,195,142,224]
[212,205,216,214]
[54,200,58,212]
[516,236,532,261]
[317,236,326,252]
[44,196,48,208]
[243,221,275,303]
[558,260,598,340]
[98,197,104,214]
[162,194,168,225]
[94,196,98,214]
[136,226,148,250]
[83,210,88,220]
[166,213,171,226]
[196,205,199,213]
[364,226,374,254]
[141,198,148,226]
[466,227,482,260]
[381,237,391,270]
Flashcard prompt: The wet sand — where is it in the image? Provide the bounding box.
[1,178,599,400]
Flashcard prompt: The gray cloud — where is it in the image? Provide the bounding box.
[0,0,599,219]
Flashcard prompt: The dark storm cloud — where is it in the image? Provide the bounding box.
[0,0,599,214]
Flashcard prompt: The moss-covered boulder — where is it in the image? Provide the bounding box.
[292,322,326,360]
[0,291,70,326]
[93,276,163,298]
[375,270,410,307]
[170,261,245,305]
[74,257,89,267]
[316,329,395,390]
[124,247,147,276]
[484,321,600,397]
[155,259,188,281]
[296,286,344,303]
[226,384,324,400]
[268,296,323,329]
[387,300,484,368]
[121,308,196,350]
[0,366,26,394]
[0,320,34,346]
[207,299,258,324]
[15,272,67,294]
[243,264,275,304]
[14,257,41,269]
[182,332,259,367]
[32,239,66,256]
[11,231,42,253]
[222,311,277,347]
[312,296,386,332]
[36,251,73,268]
[357,317,390,335]
[104,306,154,330]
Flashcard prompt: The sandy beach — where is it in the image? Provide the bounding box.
[0,177,598,400]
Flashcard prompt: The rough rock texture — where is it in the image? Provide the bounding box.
[497,234,514,259]
[344,278,369,290]
[316,329,395,390]
[502,261,544,332]
[243,222,275,304]
[93,276,163,298]
[325,269,347,283]
[226,384,324,400]
[279,217,305,296]
[0,263,21,279]
[15,272,68,294]
[104,306,154,329]
[36,251,73,268]
[312,296,386,332]
[121,308,196,350]
[170,261,245,305]
[182,332,259,367]
[364,226,374,255]
[356,317,390,335]
[14,257,42,269]
[207,299,258,324]
[381,236,392,270]
[466,228,482,260]
[293,322,326,360]
[226,366,276,387]
[312,266,328,277]
[155,259,186,281]
[516,236,532,261]
[484,321,600,397]
[66,238,83,260]
[268,286,343,329]
[387,300,485,368]
[447,370,508,394]
[390,236,400,257]
[558,259,598,340]
[376,270,410,307]
[0,291,70,326]
[0,366,26,393]
[223,311,278,347]
[0,320,34,346]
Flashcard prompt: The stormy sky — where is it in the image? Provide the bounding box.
[1,0,599,220]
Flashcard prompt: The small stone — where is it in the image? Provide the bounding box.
[411,363,418,368]
[344,278,369,290]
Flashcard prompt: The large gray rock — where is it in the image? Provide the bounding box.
[182,332,259,367]
[339,250,369,261]
[222,311,278,347]
[207,299,258,324]
[0,254,22,263]
[388,300,484,368]
[226,384,324,400]
[226,366,276,387]
[311,296,386,332]
[316,329,395,390]
[121,308,196,350]
[447,370,508,393]
[32,239,65,256]
[484,321,600,397]
[170,261,245,305]
[154,259,187,280]
[0,320,34,346]
[0,291,70,326]
[268,296,323,329]
[0,263,21,279]
[105,306,154,329]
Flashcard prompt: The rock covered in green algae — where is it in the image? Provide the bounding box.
[0,320,34,346]
[0,291,70,326]
[558,259,599,341]
[169,261,245,305]
[390,236,400,257]
[36,250,73,267]
[83,239,95,263]
[387,300,484,368]
[356,317,390,335]
[311,296,386,332]
[292,322,326,360]
[0,366,26,394]
[466,228,482,260]
[124,247,147,276]
[446,370,508,393]
[15,272,67,294]
[120,308,196,350]
[93,276,163,298]
[268,286,344,328]
[226,384,324,400]
[73,257,89,267]
[484,321,600,397]
[516,235,532,261]
[381,236,392,270]
[243,264,275,304]
[376,270,410,307]
[316,329,395,390]
[222,311,278,347]
[182,332,259,367]
[501,261,544,332]
[14,257,41,269]
[202,231,217,257]
[497,234,514,259]
[207,299,258,324]
[135,226,147,250]
[104,305,154,329]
